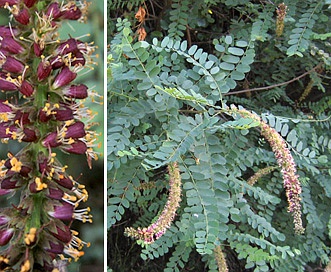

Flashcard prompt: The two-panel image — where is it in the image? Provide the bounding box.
[0,1,331,271]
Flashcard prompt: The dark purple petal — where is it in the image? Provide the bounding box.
[46,241,65,254]
[46,2,62,20]
[62,84,88,99]
[42,132,60,148]
[0,0,18,7]
[53,67,77,89]
[1,178,19,189]
[24,0,38,8]
[20,81,34,97]
[0,100,12,113]
[49,202,74,221]
[54,107,74,121]
[33,42,43,56]
[47,187,64,200]
[0,56,25,74]
[0,74,18,91]
[0,229,14,246]
[14,8,30,25]
[37,60,52,81]
[0,37,24,54]
[50,224,72,243]
[56,176,74,190]
[62,140,87,154]
[65,121,86,138]
[22,128,37,142]
[62,4,82,20]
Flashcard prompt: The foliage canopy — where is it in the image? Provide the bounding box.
[107,0,331,271]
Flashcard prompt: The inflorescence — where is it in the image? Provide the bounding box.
[125,162,182,244]
[0,0,100,271]
[231,106,305,234]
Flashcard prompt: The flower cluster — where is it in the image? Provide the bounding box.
[276,2,287,37]
[232,107,304,234]
[0,0,100,271]
[125,163,182,244]
[247,166,278,186]
[214,245,228,272]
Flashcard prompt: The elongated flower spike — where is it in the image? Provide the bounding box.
[0,0,100,271]
[231,106,304,234]
[125,162,182,243]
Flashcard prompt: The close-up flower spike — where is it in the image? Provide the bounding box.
[0,0,99,271]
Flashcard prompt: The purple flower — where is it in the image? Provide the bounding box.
[0,228,14,246]
[63,84,88,99]
[0,54,25,74]
[13,7,30,25]
[37,59,52,81]
[61,140,87,154]
[52,66,77,89]
[63,121,86,139]
[20,80,34,97]
[0,37,24,54]
[24,0,38,8]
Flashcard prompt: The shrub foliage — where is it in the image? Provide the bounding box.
[107,0,331,271]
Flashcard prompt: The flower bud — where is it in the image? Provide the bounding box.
[42,132,60,148]
[61,140,87,154]
[63,84,88,99]
[46,2,62,20]
[0,73,19,91]
[0,0,18,7]
[14,8,30,25]
[50,224,72,243]
[0,228,14,246]
[24,0,38,8]
[64,121,86,139]
[37,59,52,81]
[49,202,74,221]
[52,67,77,89]
[0,37,24,54]
[62,4,82,20]
[20,80,34,97]
[0,55,25,74]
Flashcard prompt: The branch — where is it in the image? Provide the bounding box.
[224,64,322,96]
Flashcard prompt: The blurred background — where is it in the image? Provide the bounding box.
[0,1,104,271]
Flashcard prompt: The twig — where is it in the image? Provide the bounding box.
[224,64,322,96]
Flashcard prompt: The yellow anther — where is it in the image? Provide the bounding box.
[10,157,22,172]
[20,260,30,272]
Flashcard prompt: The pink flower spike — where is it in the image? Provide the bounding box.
[0,228,14,246]
[52,66,77,89]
